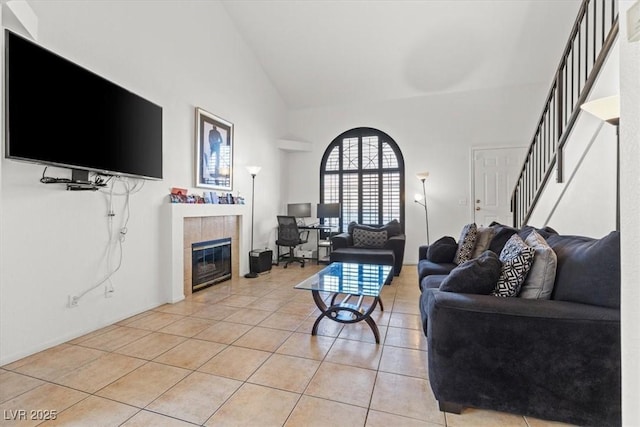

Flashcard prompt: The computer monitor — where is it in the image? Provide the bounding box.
[287,202,311,218]
[317,203,340,218]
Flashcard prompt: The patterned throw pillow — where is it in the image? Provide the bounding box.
[492,234,536,297]
[353,228,388,248]
[454,223,478,265]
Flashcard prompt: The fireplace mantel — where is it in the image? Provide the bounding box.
[164,203,248,302]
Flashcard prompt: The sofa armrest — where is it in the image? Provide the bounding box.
[331,232,352,250]
[418,244,429,260]
[424,289,621,426]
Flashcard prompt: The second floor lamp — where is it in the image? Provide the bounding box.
[244,165,261,278]
[414,171,430,245]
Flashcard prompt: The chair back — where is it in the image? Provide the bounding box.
[277,216,301,244]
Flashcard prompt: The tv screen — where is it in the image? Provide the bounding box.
[4,30,163,180]
[287,203,311,218]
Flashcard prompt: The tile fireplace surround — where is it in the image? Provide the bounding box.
[165,204,248,302]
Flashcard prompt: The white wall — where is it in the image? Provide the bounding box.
[0,0,287,364]
[285,83,553,263]
[619,1,640,423]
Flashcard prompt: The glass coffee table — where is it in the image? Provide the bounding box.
[294,262,392,343]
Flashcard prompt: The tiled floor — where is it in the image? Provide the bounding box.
[0,264,574,426]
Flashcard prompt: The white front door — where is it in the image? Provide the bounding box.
[473,147,527,227]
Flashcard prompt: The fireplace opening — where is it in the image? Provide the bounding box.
[192,238,231,292]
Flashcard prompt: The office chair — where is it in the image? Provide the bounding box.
[276,215,309,268]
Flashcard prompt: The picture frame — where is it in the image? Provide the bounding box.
[195,107,233,190]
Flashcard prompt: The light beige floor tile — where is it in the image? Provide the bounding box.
[285,395,367,427]
[275,332,335,360]
[297,316,344,337]
[154,300,209,315]
[370,371,443,424]
[154,339,227,370]
[259,312,308,331]
[121,410,195,426]
[305,361,376,407]
[96,362,190,408]
[53,352,146,393]
[392,297,421,315]
[125,312,185,331]
[379,345,428,379]
[248,353,319,393]
[366,409,442,426]
[276,300,317,317]
[216,294,259,308]
[445,408,528,426]
[198,345,271,380]
[191,304,239,321]
[0,370,44,404]
[76,326,151,352]
[246,297,289,311]
[385,326,428,350]
[223,308,272,325]
[114,332,187,360]
[116,310,155,326]
[194,321,252,344]
[205,382,299,427]
[45,395,138,427]
[389,312,422,330]
[525,416,577,426]
[146,372,242,425]
[67,324,120,344]
[324,338,382,370]
[158,316,215,337]
[232,326,292,352]
[2,344,71,371]
[0,383,88,427]
[338,321,388,344]
[12,345,105,381]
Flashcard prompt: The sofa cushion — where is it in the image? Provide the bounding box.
[347,219,402,237]
[547,231,620,308]
[353,228,387,248]
[427,236,458,263]
[471,227,496,259]
[492,234,535,297]
[454,223,478,264]
[440,251,502,295]
[488,222,519,254]
[519,230,557,299]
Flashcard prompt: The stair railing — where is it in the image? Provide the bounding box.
[511,0,619,227]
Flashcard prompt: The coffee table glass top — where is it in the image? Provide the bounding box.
[294,262,392,297]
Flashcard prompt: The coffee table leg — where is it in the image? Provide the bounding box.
[311,290,328,336]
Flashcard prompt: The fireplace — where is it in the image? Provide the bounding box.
[192,238,232,291]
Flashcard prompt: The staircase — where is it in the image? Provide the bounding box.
[511,0,619,228]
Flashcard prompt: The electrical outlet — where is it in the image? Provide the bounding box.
[68,295,79,308]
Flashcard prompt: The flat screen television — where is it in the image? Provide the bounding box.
[287,202,311,218]
[4,29,163,180]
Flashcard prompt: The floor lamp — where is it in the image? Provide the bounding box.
[414,172,430,245]
[244,166,261,278]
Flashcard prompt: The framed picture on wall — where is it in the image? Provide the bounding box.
[195,107,233,190]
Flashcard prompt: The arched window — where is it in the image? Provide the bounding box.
[320,127,405,232]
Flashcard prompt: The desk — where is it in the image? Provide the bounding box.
[298,224,336,264]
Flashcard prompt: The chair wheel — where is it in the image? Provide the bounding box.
[301,264,304,268]
[284,265,288,269]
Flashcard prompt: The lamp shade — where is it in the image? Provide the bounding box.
[416,171,429,181]
[246,166,262,176]
[581,95,620,125]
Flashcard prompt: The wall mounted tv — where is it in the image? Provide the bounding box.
[4,29,163,180]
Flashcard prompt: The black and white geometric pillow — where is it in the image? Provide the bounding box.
[492,234,535,297]
[353,228,388,248]
[454,223,478,265]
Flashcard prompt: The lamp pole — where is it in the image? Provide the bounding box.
[415,172,430,245]
[245,166,261,278]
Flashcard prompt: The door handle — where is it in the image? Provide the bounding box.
[476,207,481,211]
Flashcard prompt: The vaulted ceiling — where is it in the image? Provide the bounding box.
[222,0,581,109]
